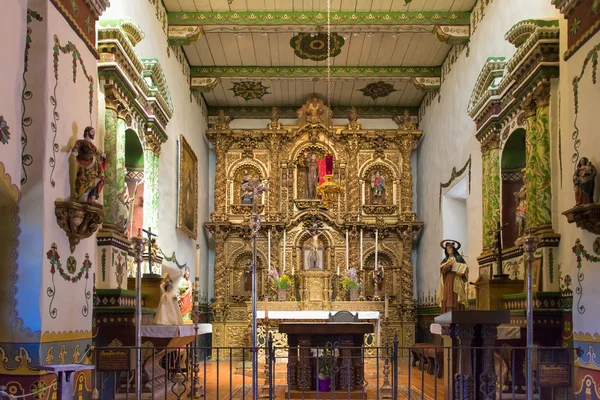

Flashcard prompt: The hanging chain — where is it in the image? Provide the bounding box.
[327,0,331,110]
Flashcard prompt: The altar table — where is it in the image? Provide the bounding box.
[279,322,374,391]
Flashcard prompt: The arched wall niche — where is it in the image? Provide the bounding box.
[230,249,267,296]
[294,226,335,272]
[292,143,339,200]
[125,128,144,238]
[229,162,265,205]
[501,128,526,248]
[363,251,395,297]
[361,162,396,205]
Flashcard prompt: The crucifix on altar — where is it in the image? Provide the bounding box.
[142,227,159,277]
[303,222,327,272]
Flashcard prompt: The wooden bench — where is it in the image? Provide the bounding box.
[410,343,444,379]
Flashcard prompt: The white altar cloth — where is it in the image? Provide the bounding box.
[430,323,520,340]
[256,310,381,346]
[141,323,212,338]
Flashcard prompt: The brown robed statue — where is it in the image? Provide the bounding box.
[438,240,469,314]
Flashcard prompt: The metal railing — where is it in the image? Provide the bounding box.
[89,339,576,400]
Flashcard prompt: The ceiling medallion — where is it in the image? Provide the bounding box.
[290,32,345,61]
[359,81,397,100]
[230,81,270,101]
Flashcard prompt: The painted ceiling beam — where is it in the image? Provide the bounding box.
[206,105,419,119]
[190,66,442,92]
[191,66,441,78]
[168,11,470,26]
[167,11,470,45]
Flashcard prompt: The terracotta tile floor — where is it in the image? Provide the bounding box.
[166,359,445,400]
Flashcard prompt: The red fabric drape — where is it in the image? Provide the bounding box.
[318,159,327,184]
[325,155,333,175]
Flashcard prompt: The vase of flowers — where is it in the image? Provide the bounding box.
[268,268,291,301]
[317,350,332,392]
[342,267,360,301]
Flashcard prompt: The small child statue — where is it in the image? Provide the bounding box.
[154,274,184,325]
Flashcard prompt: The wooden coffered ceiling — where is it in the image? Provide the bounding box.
[163,0,476,117]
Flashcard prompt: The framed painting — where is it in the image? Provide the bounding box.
[303,248,324,270]
[177,135,198,239]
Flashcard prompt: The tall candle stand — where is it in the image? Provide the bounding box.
[358,269,366,301]
[380,316,392,399]
[260,296,270,398]
[189,282,203,398]
[131,230,146,400]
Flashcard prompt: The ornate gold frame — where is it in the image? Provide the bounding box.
[177,135,198,239]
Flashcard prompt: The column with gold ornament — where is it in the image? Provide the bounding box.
[266,129,283,219]
[143,139,160,237]
[399,227,416,353]
[398,133,420,221]
[211,127,232,220]
[210,225,229,352]
[480,133,501,249]
[522,82,552,232]
[345,135,360,220]
[97,85,130,290]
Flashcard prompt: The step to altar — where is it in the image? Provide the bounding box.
[286,390,368,399]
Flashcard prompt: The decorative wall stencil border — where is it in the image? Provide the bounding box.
[549,248,555,283]
[45,244,60,319]
[575,331,600,342]
[441,44,466,84]
[572,237,600,314]
[148,0,168,35]
[101,248,106,282]
[0,162,38,339]
[21,9,43,185]
[575,375,600,398]
[0,347,39,375]
[48,0,107,58]
[191,66,441,78]
[571,41,600,168]
[438,155,472,212]
[470,0,497,34]
[49,35,94,187]
[40,329,92,342]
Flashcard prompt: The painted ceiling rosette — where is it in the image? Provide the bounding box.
[290,32,345,61]
[359,81,397,100]
[230,81,270,101]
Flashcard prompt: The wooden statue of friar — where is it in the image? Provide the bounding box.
[438,240,469,314]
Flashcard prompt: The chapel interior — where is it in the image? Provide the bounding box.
[1,0,599,399]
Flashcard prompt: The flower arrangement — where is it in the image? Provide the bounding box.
[342,267,360,291]
[267,268,291,290]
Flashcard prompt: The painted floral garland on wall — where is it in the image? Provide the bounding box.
[572,237,600,314]
[49,35,94,187]
[439,155,472,212]
[46,243,92,318]
[571,41,599,168]
[0,116,11,144]
[21,9,43,185]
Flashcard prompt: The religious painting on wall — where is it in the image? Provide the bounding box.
[303,248,324,270]
[177,135,198,239]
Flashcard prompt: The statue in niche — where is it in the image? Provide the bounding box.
[154,274,184,325]
[303,222,325,270]
[240,169,254,204]
[371,169,386,205]
[514,171,527,237]
[301,153,319,199]
[373,260,385,292]
[178,267,192,320]
[438,240,469,314]
[71,126,107,203]
[243,260,253,292]
[573,157,597,205]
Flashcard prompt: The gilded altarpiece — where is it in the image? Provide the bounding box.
[206,98,423,354]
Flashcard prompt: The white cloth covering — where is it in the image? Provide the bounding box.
[141,324,212,338]
[154,288,184,326]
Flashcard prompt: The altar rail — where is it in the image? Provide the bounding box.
[87,341,576,400]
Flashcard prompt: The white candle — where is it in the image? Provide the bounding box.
[282,229,286,274]
[268,228,271,271]
[337,263,340,276]
[375,229,379,273]
[384,295,389,319]
[345,229,349,270]
[195,244,200,282]
[360,228,363,270]
[265,294,269,320]
[292,265,294,276]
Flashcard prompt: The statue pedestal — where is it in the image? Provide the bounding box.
[432,310,510,400]
[475,279,523,310]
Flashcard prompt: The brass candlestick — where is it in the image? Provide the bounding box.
[189,280,203,399]
[381,316,392,398]
[260,296,270,398]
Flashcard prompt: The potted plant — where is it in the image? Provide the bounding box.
[317,350,332,392]
[268,268,291,301]
[342,267,360,301]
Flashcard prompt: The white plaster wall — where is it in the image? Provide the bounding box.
[37,2,100,334]
[103,3,210,296]
[0,0,27,181]
[416,0,559,299]
[554,27,600,336]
